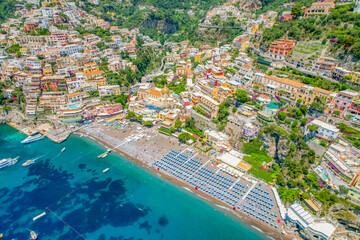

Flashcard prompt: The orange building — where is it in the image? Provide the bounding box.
[268,38,296,60]
[304,1,335,18]
[24,22,35,33]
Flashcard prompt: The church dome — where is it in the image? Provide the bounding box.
[161,85,170,95]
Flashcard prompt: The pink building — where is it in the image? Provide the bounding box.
[45,33,69,45]
[330,90,360,116]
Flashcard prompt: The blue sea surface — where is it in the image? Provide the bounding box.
[0,124,267,240]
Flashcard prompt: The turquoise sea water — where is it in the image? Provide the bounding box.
[0,124,267,240]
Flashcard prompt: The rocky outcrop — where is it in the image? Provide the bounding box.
[259,133,290,162]
[225,125,243,150]
[230,0,262,10]
[1,111,17,124]
[142,18,178,34]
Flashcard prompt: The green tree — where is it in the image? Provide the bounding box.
[301,192,310,200]
[178,132,191,142]
[278,111,287,121]
[299,105,308,116]
[126,111,136,119]
[185,118,195,129]
[234,89,250,103]
[136,34,144,47]
[142,120,153,126]
[307,124,319,132]
[291,4,303,19]
[320,139,328,147]
[339,185,349,194]
[301,117,308,126]
[88,90,99,98]
[232,106,237,113]
[174,120,182,129]
[333,110,341,116]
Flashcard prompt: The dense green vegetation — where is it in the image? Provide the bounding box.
[242,138,276,183]
[159,127,172,135]
[108,93,129,108]
[248,166,274,183]
[178,132,192,142]
[243,137,268,156]
[107,47,162,87]
[339,123,360,135]
[185,118,205,138]
[339,123,360,149]
[0,0,17,23]
[215,98,230,130]
[243,153,272,166]
[126,111,143,121]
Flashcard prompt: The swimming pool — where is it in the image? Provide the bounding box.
[65,105,82,110]
[320,174,328,182]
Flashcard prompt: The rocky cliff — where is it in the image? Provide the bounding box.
[330,204,360,237]
[230,0,262,10]
[142,18,178,34]
[259,130,290,162]
[0,110,22,125]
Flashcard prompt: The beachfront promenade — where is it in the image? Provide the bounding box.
[81,121,283,233]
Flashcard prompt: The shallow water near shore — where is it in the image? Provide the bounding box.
[0,124,267,240]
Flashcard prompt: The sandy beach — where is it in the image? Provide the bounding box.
[79,121,296,240]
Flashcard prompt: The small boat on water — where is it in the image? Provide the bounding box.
[22,160,35,167]
[0,156,19,170]
[103,168,109,173]
[30,231,37,240]
[21,134,44,144]
[33,212,46,221]
[61,147,66,152]
[97,152,108,158]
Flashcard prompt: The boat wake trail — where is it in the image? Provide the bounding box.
[32,155,44,161]
[52,152,62,160]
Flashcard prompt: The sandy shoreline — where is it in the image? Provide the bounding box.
[77,129,294,240]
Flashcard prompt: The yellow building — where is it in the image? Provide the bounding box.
[252,23,260,33]
[39,91,67,110]
[348,188,360,202]
[20,47,30,54]
[83,62,99,73]
[42,64,53,76]
[256,74,333,104]
[1,75,11,81]
[350,71,360,84]
[195,54,202,62]
[93,77,107,87]
[159,109,180,129]
[5,65,17,74]
[241,37,250,51]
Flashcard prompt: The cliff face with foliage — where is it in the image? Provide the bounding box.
[258,127,289,162]
[0,0,17,23]
[142,17,178,34]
